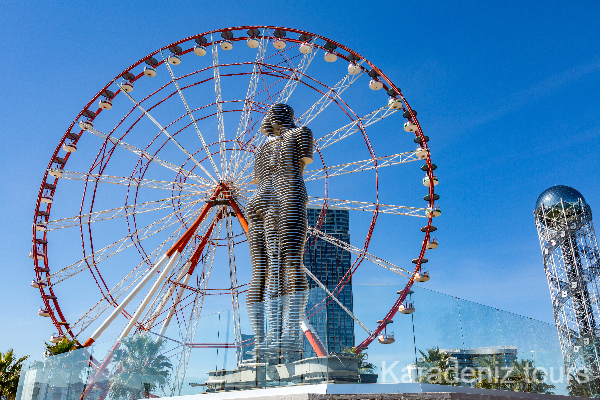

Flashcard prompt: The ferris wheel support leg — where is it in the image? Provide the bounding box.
[158,272,192,338]
[119,252,181,339]
[156,217,220,338]
[79,339,121,400]
[82,253,170,347]
[144,261,191,331]
[228,199,249,234]
[301,318,327,357]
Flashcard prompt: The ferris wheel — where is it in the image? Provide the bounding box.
[31,25,439,387]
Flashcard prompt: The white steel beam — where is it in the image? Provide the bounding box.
[296,60,364,127]
[303,266,372,335]
[307,227,411,277]
[87,127,210,185]
[307,197,428,218]
[303,151,421,182]
[85,253,170,345]
[46,194,196,231]
[144,262,191,330]
[315,106,400,152]
[119,252,181,339]
[55,170,212,192]
[158,271,193,337]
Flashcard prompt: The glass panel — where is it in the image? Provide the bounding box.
[16,285,570,397]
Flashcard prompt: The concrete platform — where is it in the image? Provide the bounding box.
[165,383,588,400]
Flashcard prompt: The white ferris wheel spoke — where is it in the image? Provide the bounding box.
[46,194,197,231]
[144,209,224,332]
[297,60,365,127]
[210,37,228,179]
[56,170,213,192]
[142,261,190,332]
[232,103,401,184]
[159,51,223,182]
[68,213,199,338]
[231,45,319,180]
[275,36,318,104]
[115,81,219,184]
[86,126,211,185]
[43,202,201,288]
[307,226,411,278]
[231,133,267,183]
[303,151,421,182]
[315,106,401,152]
[307,197,428,218]
[303,266,372,336]
[228,32,268,179]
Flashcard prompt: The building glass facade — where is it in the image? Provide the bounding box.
[441,346,518,371]
[408,346,518,384]
[303,207,354,357]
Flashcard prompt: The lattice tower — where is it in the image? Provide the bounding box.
[534,185,600,384]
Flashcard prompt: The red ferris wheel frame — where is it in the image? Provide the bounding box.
[32,25,436,354]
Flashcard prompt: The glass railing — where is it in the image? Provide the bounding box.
[16,285,576,399]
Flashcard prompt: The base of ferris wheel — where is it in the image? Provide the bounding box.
[204,353,364,393]
[204,327,365,393]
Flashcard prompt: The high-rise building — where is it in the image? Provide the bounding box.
[408,346,518,384]
[303,207,354,357]
[441,346,517,374]
[534,185,600,384]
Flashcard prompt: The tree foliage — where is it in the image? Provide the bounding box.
[342,347,377,374]
[416,347,459,386]
[108,335,172,400]
[42,339,90,385]
[416,347,554,394]
[474,356,554,394]
[0,349,29,400]
[44,338,81,357]
[567,370,600,397]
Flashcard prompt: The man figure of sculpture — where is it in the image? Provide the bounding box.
[246,103,313,362]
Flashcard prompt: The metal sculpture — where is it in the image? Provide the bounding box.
[535,185,600,390]
[246,103,313,361]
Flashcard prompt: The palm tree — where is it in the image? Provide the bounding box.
[473,356,554,394]
[473,354,508,390]
[108,335,173,400]
[509,359,554,394]
[0,349,29,400]
[417,347,459,385]
[567,369,599,397]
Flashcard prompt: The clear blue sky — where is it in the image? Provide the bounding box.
[1,0,600,362]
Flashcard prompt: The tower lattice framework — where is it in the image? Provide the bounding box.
[535,188,600,383]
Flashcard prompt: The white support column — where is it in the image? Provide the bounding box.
[158,272,192,338]
[119,252,181,339]
[85,253,169,345]
[144,262,191,330]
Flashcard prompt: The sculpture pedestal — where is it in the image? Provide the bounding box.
[205,355,360,393]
